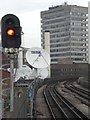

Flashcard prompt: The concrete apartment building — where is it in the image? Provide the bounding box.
[88,1,90,64]
[41,3,88,64]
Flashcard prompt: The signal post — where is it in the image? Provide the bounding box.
[1,14,22,112]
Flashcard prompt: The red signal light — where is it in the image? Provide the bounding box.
[7,29,15,36]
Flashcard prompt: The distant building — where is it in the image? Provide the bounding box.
[88,1,90,64]
[41,3,88,64]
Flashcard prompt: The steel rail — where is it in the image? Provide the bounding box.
[44,85,68,119]
[71,85,90,96]
[50,86,84,120]
[54,86,90,120]
[65,84,90,100]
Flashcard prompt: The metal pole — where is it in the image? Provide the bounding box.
[10,54,14,112]
[0,77,2,119]
[0,49,3,119]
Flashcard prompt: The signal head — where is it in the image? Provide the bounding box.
[1,14,21,48]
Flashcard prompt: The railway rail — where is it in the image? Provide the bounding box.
[64,82,90,100]
[43,83,89,119]
[44,85,68,119]
[71,84,90,96]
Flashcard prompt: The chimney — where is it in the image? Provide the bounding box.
[18,48,23,68]
[44,31,51,78]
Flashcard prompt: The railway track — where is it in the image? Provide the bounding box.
[64,82,90,100]
[44,83,89,119]
[71,84,90,96]
[44,85,68,119]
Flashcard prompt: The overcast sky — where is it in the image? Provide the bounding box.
[0,0,90,48]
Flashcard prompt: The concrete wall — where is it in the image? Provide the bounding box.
[78,77,90,89]
[51,63,88,80]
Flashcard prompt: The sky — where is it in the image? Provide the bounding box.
[0,0,90,48]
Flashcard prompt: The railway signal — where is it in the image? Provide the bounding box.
[1,14,22,112]
[1,14,21,48]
